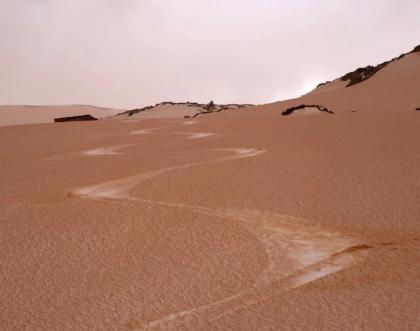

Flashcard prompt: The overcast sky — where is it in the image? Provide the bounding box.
[1,0,419,108]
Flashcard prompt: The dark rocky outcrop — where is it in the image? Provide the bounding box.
[119,105,154,117]
[118,102,207,117]
[185,108,223,119]
[316,81,331,88]
[184,103,253,118]
[316,44,420,88]
[54,114,98,122]
[118,101,254,117]
[340,63,388,87]
[281,104,333,116]
[340,44,420,87]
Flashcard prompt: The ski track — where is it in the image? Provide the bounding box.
[83,144,137,156]
[130,127,164,135]
[133,203,367,330]
[122,119,141,123]
[180,120,196,125]
[174,132,214,139]
[73,137,369,330]
[75,148,263,200]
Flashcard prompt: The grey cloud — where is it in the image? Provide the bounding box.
[0,0,419,108]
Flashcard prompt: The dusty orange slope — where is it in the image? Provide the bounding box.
[1,110,419,330]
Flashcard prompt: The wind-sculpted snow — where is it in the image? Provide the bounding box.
[175,132,214,139]
[83,144,137,156]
